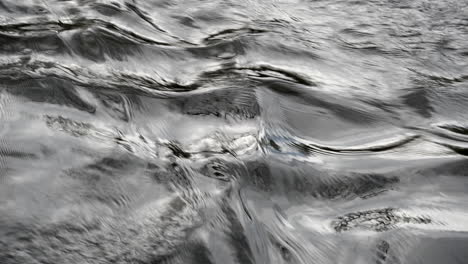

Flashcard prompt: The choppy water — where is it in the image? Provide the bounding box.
[1,0,468,263]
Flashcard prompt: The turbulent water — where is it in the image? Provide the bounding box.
[1,0,468,263]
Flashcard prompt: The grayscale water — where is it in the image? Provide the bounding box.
[1,0,468,263]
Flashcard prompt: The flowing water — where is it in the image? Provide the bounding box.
[1,0,468,263]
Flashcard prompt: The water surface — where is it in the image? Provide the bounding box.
[1,0,468,263]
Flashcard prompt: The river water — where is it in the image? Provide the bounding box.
[1,0,468,263]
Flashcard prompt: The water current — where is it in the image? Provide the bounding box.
[1,0,468,263]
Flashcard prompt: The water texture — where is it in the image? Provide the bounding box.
[1,0,468,263]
